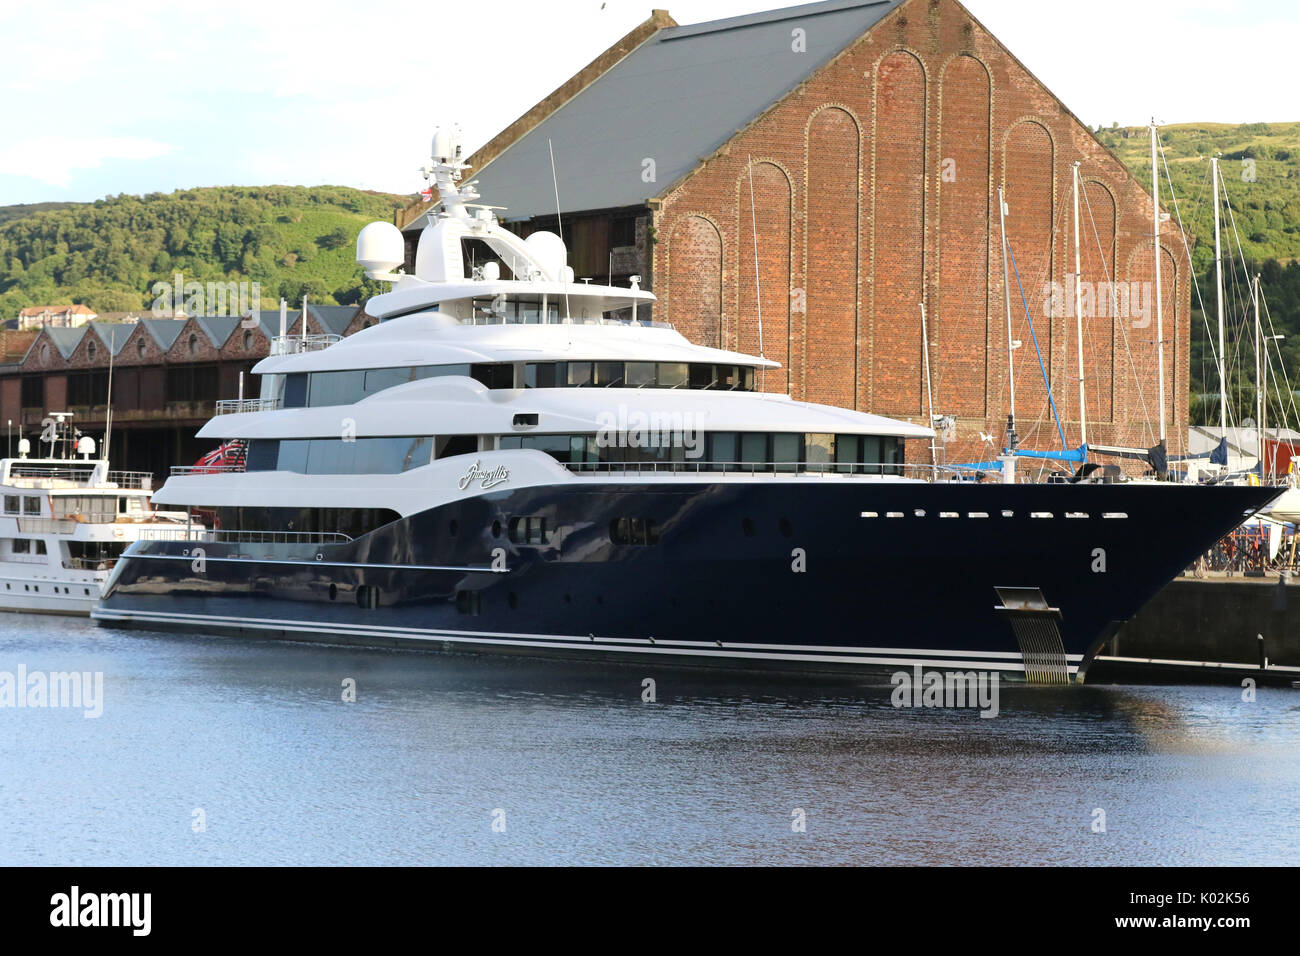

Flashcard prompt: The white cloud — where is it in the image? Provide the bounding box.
[0,136,177,188]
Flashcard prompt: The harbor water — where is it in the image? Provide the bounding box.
[2,614,1298,866]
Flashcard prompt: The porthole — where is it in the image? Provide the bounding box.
[356,585,379,609]
[563,593,571,604]
[507,592,518,610]
[328,583,338,601]
[778,517,793,537]
[742,517,755,537]
[491,519,502,538]
[449,519,459,536]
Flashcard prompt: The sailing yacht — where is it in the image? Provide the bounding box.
[92,130,1278,681]
[0,414,194,614]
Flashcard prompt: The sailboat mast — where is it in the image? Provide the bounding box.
[1255,273,1265,473]
[1150,122,1167,447]
[1212,155,1227,434]
[920,301,937,467]
[1071,162,1087,449]
[998,185,1017,448]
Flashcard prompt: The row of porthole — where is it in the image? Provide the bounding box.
[859,510,1128,519]
[3,583,89,595]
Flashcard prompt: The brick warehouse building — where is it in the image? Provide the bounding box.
[401,0,1188,464]
[0,305,366,479]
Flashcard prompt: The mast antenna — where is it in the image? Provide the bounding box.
[1211,154,1228,437]
[1071,161,1088,455]
[104,329,115,462]
[1150,120,1167,450]
[547,139,572,327]
[998,185,1018,450]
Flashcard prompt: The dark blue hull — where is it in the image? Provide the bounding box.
[93,481,1275,679]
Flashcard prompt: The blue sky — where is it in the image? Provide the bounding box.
[0,0,1293,206]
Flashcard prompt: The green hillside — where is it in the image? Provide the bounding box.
[1097,122,1300,424]
[1096,121,1300,267]
[0,185,412,317]
[0,202,80,227]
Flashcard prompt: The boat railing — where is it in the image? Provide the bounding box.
[106,470,154,489]
[464,315,675,330]
[17,517,82,534]
[170,463,247,476]
[63,558,116,571]
[5,463,100,486]
[560,459,990,480]
[270,334,341,356]
[137,527,353,544]
[215,398,281,415]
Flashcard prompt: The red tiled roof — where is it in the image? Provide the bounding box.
[18,304,95,317]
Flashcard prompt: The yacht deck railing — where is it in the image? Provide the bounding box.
[270,334,341,355]
[560,460,978,480]
[106,470,154,489]
[136,528,353,544]
[215,398,280,415]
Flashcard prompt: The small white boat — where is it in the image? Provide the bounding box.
[0,414,195,615]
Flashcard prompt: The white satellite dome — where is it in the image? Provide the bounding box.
[77,435,96,458]
[524,231,568,282]
[356,221,405,278]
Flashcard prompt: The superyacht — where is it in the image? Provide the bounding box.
[92,130,1277,681]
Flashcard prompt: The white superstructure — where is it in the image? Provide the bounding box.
[151,126,935,521]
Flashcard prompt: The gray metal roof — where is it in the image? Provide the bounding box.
[245,310,301,338]
[194,315,242,348]
[44,326,87,359]
[139,318,187,351]
[432,0,900,226]
[87,321,134,355]
[305,304,359,337]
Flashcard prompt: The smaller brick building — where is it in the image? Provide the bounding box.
[0,304,367,480]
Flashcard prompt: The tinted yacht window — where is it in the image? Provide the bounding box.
[273,437,434,474]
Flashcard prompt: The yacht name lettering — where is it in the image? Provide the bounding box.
[459,460,510,490]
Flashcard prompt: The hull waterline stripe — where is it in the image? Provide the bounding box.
[92,607,1078,674]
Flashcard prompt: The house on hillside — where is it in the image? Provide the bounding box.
[17,304,97,331]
